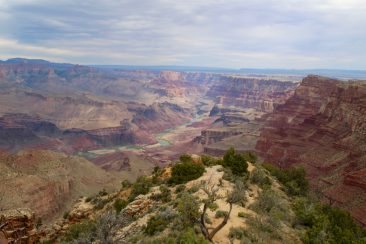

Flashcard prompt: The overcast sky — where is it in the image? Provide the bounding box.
[0,0,365,69]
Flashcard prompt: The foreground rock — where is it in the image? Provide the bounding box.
[0,208,39,243]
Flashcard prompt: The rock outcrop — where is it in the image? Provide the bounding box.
[0,208,39,243]
[256,75,366,225]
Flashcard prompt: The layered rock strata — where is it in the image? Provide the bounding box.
[256,75,366,225]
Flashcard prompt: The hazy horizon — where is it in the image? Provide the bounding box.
[0,0,365,69]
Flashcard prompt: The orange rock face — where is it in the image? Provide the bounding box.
[256,75,366,225]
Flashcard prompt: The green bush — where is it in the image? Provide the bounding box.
[177,193,200,228]
[187,184,201,194]
[215,210,228,218]
[175,184,186,194]
[62,221,96,242]
[242,151,258,164]
[251,189,285,214]
[262,163,308,196]
[208,202,219,211]
[144,208,178,236]
[177,228,209,244]
[153,166,161,174]
[201,154,221,166]
[150,185,172,203]
[293,197,366,243]
[169,162,205,185]
[228,227,247,240]
[222,148,248,176]
[128,176,153,202]
[144,215,170,236]
[114,198,128,214]
[238,212,250,218]
[63,211,69,219]
[121,179,132,188]
[179,154,193,163]
[204,214,212,224]
[250,168,271,188]
[94,198,109,210]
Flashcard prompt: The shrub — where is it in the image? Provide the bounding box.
[114,198,128,214]
[128,176,153,202]
[144,215,169,235]
[98,189,108,196]
[201,155,221,166]
[228,180,248,206]
[215,210,228,218]
[238,212,250,218]
[293,197,366,243]
[144,208,177,236]
[177,228,210,244]
[208,202,219,211]
[179,154,193,163]
[85,196,93,202]
[175,184,186,194]
[121,179,132,188]
[169,162,205,185]
[243,151,258,164]
[187,184,201,194]
[204,214,212,225]
[62,221,96,242]
[153,166,161,174]
[94,198,109,210]
[222,167,235,182]
[250,168,271,188]
[222,148,248,176]
[177,193,200,227]
[251,189,284,214]
[262,163,308,196]
[150,185,172,203]
[246,215,276,234]
[228,227,247,240]
[63,211,69,219]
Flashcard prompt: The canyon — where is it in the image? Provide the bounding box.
[256,75,366,225]
[1,58,366,229]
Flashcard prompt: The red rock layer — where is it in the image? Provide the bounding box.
[256,75,366,225]
[206,76,298,112]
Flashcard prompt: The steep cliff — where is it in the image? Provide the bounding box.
[206,76,298,112]
[256,75,366,225]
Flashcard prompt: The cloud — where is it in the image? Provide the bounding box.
[0,0,365,69]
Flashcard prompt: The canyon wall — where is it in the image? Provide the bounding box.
[206,76,298,112]
[0,150,120,221]
[256,75,366,225]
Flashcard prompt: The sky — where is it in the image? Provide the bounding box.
[0,0,365,69]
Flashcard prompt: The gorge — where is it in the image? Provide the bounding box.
[1,58,366,230]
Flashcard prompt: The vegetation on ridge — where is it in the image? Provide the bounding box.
[56,149,366,244]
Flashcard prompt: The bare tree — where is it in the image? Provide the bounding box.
[199,178,247,242]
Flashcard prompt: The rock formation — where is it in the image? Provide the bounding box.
[0,208,39,243]
[206,76,298,112]
[256,75,366,225]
